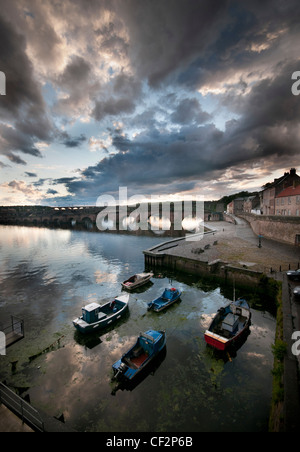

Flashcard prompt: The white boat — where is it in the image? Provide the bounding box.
[73,293,129,334]
[121,272,153,291]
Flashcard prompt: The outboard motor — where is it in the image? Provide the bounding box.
[113,362,127,380]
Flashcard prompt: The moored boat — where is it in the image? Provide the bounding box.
[147,287,181,312]
[112,329,166,381]
[73,293,129,334]
[121,272,153,291]
[204,298,251,351]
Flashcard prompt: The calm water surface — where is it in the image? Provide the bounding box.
[0,226,276,432]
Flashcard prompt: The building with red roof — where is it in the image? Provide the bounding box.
[262,168,300,215]
[275,183,300,217]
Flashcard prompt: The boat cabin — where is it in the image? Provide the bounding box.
[138,330,164,354]
[139,332,155,351]
[221,313,239,334]
[82,303,105,324]
[162,288,177,299]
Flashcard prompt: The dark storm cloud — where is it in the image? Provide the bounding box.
[53,55,100,116]
[1,0,300,204]
[0,15,42,117]
[51,177,79,190]
[93,97,136,121]
[113,0,229,88]
[33,178,51,187]
[58,55,300,200]
[220,60,300,162]
[55,123,224,198]
[0,13,53,164]
[94,20,129,60]
[46,188,58,195]
[92,73,142,121]
[0,123,42,156]
[170,98,211,125]
[61,133,87,148]
[119,0,300,91]
[224,61,300,130]
[6,154,27,166]
[59,56,91,87]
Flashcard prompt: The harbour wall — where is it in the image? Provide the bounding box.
[144,251,265,288]
[237,213,300,246]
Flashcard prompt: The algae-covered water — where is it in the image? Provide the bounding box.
[0,226,276,431]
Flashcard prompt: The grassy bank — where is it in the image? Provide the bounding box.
[268,282,286,432]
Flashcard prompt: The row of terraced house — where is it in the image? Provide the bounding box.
[227,168,300,217]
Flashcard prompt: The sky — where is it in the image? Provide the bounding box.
[0,0,300,206]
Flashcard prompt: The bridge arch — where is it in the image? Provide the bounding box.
[42,218,49,227]
[81,216,94,230]
[52,217,61,228]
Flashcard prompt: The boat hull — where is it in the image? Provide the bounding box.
[73,294,129,334]
[112,330,166,382]
[148,288,181,312]
[121,273,153,291]
[73,305,128,334]
[204,326,250,351]
[204,299,251,351]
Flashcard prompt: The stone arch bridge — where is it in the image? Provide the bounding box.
[0,203,220,232]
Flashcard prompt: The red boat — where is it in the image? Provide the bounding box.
[204,299,251,351]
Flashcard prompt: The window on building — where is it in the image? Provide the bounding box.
[296,209,300,217]
[297,196,300,205]
[288,197,292,205]
[281,198,284,205]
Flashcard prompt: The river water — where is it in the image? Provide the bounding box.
[0,225,276,432]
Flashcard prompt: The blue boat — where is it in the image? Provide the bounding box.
[147,288,181,312]
[112,330,166,381]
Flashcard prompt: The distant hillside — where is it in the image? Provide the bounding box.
[205,190,259,212]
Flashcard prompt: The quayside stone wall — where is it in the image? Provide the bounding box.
[238,213,300,246]
[144,252,264,288]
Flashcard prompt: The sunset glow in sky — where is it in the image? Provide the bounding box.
[0,0,300,205]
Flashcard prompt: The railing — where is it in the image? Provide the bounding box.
[0,383,44,431]
[266,263,300,275]
[1,316,24,347]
